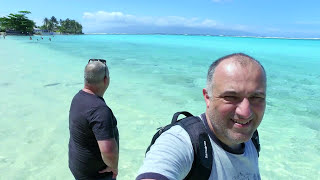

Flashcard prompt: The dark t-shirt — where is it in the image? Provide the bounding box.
[69,90,119,180]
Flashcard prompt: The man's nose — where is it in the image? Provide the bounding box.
[235,98,252,119]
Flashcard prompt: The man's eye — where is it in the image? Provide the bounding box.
[224,96,238,101]
[251,96,264,99]
[250,96,265,102]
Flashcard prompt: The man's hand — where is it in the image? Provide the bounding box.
[99,166,118,179]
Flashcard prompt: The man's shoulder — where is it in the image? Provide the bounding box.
[145,124,194,158]
[137,125,194,180]
[161,124,191,141]
[146,124,194,157]
[96,101,114,112]
[154,115,204,149]
[73,90,107,107]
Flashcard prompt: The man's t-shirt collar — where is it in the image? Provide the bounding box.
[200,113,245,154]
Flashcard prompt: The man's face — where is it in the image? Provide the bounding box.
[203,59,266,148]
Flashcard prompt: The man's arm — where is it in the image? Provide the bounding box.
[98,138,119,168]
[98,138,119,178]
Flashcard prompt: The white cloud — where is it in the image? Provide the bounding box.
[81,11,257,36]
[83,11,136,23]
[82,11,218,30]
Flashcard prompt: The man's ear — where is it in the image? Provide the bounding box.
[104,76,110,87]
[203,88,210,108]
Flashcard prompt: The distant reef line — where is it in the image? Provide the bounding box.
[83,33,320,40]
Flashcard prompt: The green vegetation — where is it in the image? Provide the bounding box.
[0,11,35,33]
[40,16,83,34]
[59,18,83,34]
[0,11,83,35]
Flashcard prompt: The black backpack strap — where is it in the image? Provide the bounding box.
[251,130,260,157]
[145,112,213,180]
[145,111,193,154]
[178,116,212,180]
[172,111,193,124]
[145,123,173,153]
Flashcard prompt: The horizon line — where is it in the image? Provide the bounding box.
[83,33,320,40]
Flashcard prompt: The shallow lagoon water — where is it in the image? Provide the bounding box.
[0,35,319,179]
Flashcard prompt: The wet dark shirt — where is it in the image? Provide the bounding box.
[69,90,119,180]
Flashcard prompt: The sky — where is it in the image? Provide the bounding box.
[0,0,319,38]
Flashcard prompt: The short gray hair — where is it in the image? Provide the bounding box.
[206,53,266,97]
[84,61,109,84]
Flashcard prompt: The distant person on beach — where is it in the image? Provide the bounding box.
[29,36,32,40]
[136,53,266,180]
[49,37,51,41]
[69,59,119,180]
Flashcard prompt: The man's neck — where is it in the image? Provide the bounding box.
[83,86,104,97]
[82,88,95,94]
[205,113,243,153]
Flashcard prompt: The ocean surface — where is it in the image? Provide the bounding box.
[0,35,319,180]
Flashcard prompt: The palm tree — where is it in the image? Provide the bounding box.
[43,17,49,30]
[50,16,58,31]
[48,21,54,32]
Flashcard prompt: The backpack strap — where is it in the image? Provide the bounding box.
[145,112,193,153]
[251,130,260,157]
[177,116,213,180]
[172,111,193,124]
[146,111,260,180]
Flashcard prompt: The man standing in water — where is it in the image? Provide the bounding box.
[137,53,266,180]
[69,59,119,180]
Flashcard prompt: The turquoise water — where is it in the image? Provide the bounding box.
[0,35,319,180]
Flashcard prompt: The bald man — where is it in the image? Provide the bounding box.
[69,59,119,180]
[136,53,266,180]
